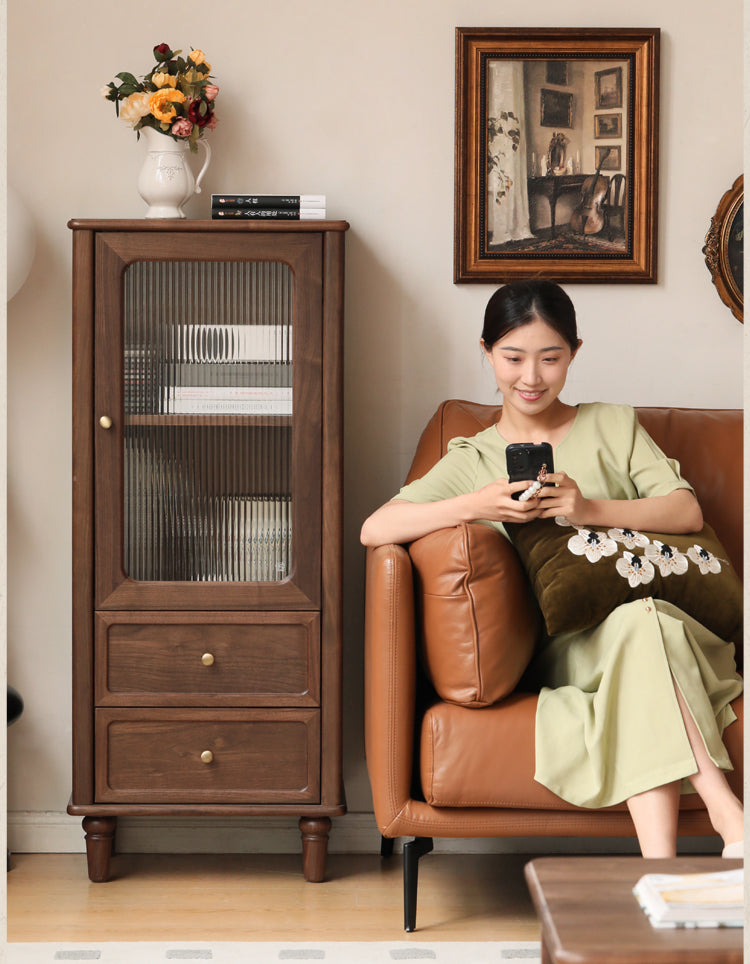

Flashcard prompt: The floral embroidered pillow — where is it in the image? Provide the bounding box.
[505,518,742,641]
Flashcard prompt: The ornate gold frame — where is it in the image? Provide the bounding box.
[703,175,743,323]
[454,27,660,283]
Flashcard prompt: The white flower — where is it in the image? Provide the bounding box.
[555,516,577,528]
[120,91,152,127]
[567,528,618,562]
[644,540,689,576]
[686,544,722,574]
[608,527,650,550]
[616,551,655,587]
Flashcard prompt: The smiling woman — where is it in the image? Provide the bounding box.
[360,278,742,863]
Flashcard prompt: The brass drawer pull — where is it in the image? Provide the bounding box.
[99,415,113,430]
[201,653,215,666]
[200,750,214,764]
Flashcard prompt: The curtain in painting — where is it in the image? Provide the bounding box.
[486,60,531,245]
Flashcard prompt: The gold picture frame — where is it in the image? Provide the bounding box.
[454,27,660,283]
[703,175,743,323]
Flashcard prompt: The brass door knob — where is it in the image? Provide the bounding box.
[99,415,113,429]
[201,653,215,666]
[200,750,214,764]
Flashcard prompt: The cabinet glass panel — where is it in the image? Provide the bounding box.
[122,260,293,582]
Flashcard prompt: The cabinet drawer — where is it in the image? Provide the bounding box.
[95,612,319,706]
[95,708,320,804]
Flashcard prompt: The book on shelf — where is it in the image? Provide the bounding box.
[175,325,292,363]
[163,495,292,582]
[164,395,293,415]
[164,361,293,388]
[242,496,292,582]
[632,868,744,929]
[211,194,325,209]
[212,207,326,220]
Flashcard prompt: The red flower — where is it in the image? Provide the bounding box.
[153,43,172,60]
[188,99,212,127]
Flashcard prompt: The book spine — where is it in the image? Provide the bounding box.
[164,361,292,387]
[176,325,292,363]
[211,208,325,220]
[166,386,293,401]
[211,194,325,209]
[165,397,294,415]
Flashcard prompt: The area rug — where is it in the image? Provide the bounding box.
[6,942,542,963]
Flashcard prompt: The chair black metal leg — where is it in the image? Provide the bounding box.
[403,836,433,932]
[380,835,395,858]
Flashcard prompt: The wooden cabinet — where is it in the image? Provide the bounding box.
[68,220,348,882]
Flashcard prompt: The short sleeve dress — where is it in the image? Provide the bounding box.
[395,402,743,809]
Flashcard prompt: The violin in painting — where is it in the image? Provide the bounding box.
[570,148,611,236]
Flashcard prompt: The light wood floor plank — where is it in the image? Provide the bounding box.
[7,852,540,943]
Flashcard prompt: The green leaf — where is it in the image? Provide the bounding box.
[116,71,139,85]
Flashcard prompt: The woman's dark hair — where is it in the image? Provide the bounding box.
[481,280,579,351]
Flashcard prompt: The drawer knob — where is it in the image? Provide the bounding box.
[201,653,215,667]
[200,750,214,764]
[99,415,113,430]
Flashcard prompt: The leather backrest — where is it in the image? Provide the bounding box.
[405,401,743,577]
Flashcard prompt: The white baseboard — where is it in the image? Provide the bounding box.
[7,810,721,856]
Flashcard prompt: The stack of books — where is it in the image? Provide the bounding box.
[632,868,744,929]
[211,194,326,220]
[162,323,293,415]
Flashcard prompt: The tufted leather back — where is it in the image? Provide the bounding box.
[406,401,743,578]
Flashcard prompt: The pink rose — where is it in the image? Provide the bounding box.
[171,118,193,138]
[205,114,218,130]
[204,84,219,102]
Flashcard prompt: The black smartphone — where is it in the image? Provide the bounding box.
[506,442,554,500]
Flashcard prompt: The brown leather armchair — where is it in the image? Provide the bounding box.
[364,401,743,931]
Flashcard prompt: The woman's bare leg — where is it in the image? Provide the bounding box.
[672,682,743,848]
[626,681,742,857]
[627,781,681,857]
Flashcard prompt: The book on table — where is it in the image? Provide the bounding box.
[632,868,744,928]
[210,194,326,220]
[211,194,326,209]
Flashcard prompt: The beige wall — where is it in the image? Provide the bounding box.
[7,0,743,851]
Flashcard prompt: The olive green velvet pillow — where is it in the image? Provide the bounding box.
[506,518,742,641]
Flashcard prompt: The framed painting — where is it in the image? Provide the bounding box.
[703,174,743,323]
[594,112,622,138]
[454,27,660,283]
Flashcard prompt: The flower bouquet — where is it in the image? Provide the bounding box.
[102,43,218,152]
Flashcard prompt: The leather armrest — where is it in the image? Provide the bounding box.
[364,544,418,834]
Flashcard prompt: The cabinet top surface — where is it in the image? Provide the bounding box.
[68,218,349,233]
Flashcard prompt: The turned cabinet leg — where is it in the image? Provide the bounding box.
[299,816,331,882]
[82,816,117,882]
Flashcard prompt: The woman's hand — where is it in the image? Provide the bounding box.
[470,477,546,524]
[536,471,590,523]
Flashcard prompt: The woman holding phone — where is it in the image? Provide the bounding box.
[360,279,743,859]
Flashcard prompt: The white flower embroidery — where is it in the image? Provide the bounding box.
[615,551,655,587]
[567,528,618,562]
[555,516,576,528]
[644,540,689,576]
[608,527,650,550]
[686,544,722,574]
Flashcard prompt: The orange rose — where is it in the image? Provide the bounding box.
[149,88,186,123]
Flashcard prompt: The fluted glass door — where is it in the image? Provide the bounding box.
[93,231,323,610]
[123,260,293,583]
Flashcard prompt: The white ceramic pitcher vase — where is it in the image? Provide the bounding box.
[137,126,212,218]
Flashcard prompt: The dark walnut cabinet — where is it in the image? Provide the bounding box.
[69,219,348,882]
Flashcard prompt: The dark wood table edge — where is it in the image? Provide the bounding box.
[524,856,745,964]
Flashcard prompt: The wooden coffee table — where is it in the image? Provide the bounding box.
[525,856,744,963]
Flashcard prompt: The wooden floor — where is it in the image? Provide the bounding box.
[7,851,541,943]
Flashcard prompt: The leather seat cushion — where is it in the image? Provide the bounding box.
[420,693,743,810]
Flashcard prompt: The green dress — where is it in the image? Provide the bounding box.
[396,402,743,808]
